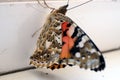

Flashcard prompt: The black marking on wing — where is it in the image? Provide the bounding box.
[89,39,100,52]
[62,42,65,46]
[86,35,106,71]
[71,26,79,38]
[63,29,68,37]
[91,55,105,72]
[58,59,63,64]
[67,23,72,27]
[70,34,86,55]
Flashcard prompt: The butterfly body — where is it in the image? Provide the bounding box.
[30,5,105,72]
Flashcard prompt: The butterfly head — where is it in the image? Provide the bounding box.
[55,4,68,15]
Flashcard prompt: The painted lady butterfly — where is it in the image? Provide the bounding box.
[30,4,105,72]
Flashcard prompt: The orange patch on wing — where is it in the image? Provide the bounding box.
[60,21,75,59]
[60,36,71,59]
[68,37,74,49]
[60,36,75,59]
[61,22,68,31]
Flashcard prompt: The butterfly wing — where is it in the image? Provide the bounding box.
[30,12,105,71]
[30,12,69,69]
[59,16,105,71]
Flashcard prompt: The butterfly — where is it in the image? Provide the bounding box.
[30,4,105,72]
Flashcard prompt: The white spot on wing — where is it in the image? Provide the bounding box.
[45,40,51,49]
[82,35,89,43]
[75,52,81,58]
[72,23,77,27]
[68,59,75,64]
[55,34,62,45]
[69,59,74,62]
[88,55,91,58]
[51,51,55,55]
[77,35,89,48]
[56,25,61,30]
[67,26,75,37]
[90,49,96,53]
[79,42,84,48]
[82,57,85,60]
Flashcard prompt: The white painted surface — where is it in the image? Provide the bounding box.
[0,50,120,80]
[0,0,120,73]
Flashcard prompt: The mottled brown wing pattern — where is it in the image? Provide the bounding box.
[30,11,72,69]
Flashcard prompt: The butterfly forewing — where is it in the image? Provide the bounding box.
[61,20,105,71]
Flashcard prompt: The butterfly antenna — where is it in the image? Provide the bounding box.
[68,0,93,10]
[43,0,55,10]
[37,0,46,8]
[37,0,55,10]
